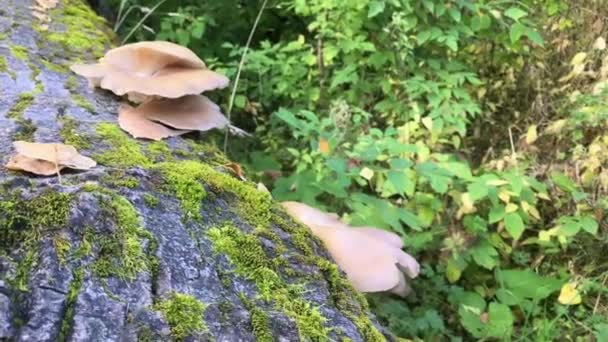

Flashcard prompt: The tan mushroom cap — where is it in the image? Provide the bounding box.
[6,154,65,176]
[281,201,420,297]
[13,141,96,170]
[118,104,191,141]
[102,41,206,73]
[138,95,229,131]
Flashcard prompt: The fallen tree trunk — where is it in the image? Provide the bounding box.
[0,1,394,341]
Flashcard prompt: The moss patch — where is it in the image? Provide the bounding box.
[208,224,329,340]
[59,115,91,149]
[39,0,114,60]
[0,190,73,291]
[70,93,95,113]
[0,55,15,79]
[58,267,83,342]
[9,45,28,61]
[94,123,152,168]
[7,90,43,141]
[240,294,273,342]
[154,161,272,225]
[91,192,154,280]
[143,194,159,208]
[154,293,207,341]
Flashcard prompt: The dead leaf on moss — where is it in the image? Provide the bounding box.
[226,162,246,181]
[13,141,96,170]
[118,104,190,140]
[5,154,65,176]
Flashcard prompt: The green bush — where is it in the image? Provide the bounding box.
[109,0,608,340]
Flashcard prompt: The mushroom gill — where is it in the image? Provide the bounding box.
[118,104,191,141]
[281,201,420,297]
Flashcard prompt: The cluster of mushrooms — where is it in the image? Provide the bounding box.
[71,41,232,140]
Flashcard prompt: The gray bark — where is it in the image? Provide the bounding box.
[0,1,393,341]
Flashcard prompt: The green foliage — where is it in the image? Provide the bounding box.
[110,0,608,339]
[154,292,207,341]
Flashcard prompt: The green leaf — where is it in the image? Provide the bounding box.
[525,28,545,47]
[504,7,528,21]
[550,171,577,193]
[504,213,525,240]
[509,22,527,43]
[580,216,599,235]
[489,206,506,224]
[234,95,247,108]
[368,0,386,18]
[386,170,415,197]
[486,302,514,339]
[496,269,563,301]
[448,8,461,22]
[458,292,486,338]
[470,241,499,270]
[468,182,489,201]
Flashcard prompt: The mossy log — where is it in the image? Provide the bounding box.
[0,1,394,341]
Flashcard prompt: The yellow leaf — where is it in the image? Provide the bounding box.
[505,203,518,213]
[570,52,587,66]
[446,260,462,283]
[498,189,511,203]
[360,167,374,181]
[593,37,606,51]
[421,117,433,131]
[558,283,582,305]
[458,192,477,218]
[526,125,538,144]
[545,119,567,135]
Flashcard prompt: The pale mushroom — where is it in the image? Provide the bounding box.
[137,95,229,131]
[281,201,420,297]
[70,41,229,99]
[118,104,191,141]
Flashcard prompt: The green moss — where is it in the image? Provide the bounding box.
[65,75,79,91]
[40,0,113,60]
[240,294,273,342]
[143,194,159,208]
[53,234,71,266]
[154,293,207,341]
[208,224,329,340]
[12,118,37,141]
[7,92,35,119]
[0,55,14,79]
[101,170,140,189]
[154,161,272,225]
[146,141,173,162]
[0,191,72,291]
[59,116,91,149]
[71,93,95,113]
[9,45,28,61]
[92,193,153,280]
[41,58,69,73]
[58,268,83,342]
[94,123,152,168]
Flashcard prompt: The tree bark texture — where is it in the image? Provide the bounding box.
[0,1,393,341]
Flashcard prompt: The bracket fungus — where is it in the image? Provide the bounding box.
[71,41,234,141]
[5,141,96,176]
[281,201,420,297]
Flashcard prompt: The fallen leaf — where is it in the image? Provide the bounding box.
[226,162,246,181]
[593,37,606,51]
[5,153,65,176]
[13,141,96,170]
[526,125,538,144]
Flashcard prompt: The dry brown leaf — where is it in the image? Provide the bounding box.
[13,141,96,170]
[118,104,190,140]
[137,95,229,131]
[226,162,246,181]
[5,154,65,176]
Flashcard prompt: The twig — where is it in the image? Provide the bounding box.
[593,274,608,315]
[223,0,269,154]
[121,0,168,44]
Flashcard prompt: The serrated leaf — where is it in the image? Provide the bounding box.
[510,22,527,43]
[504,213,525,240]
[505,203,518,213]
[486,302,514,339]
[489,206,506,224]
[580,216,599,235]
[496,269,562,301]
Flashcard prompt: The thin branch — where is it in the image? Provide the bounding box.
[223,0,269,154]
